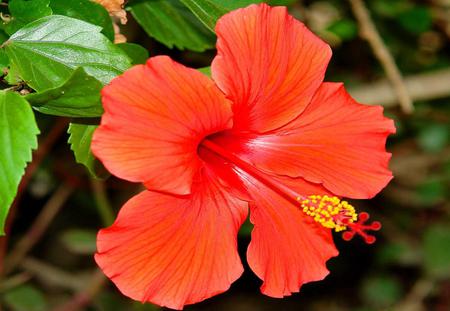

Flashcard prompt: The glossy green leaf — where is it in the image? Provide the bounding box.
[3,285,47,311]
[204,0,297,10]
[0,91,39,235]
[0,29,8,44]
[267,0,298,5]
[0,49,9,70]
[117,43,149,65]
[4,15,131,92]
[5,0,52,35]
[423,225,450,278]
[214,0,262,10]
[26,67,103,117]
[130,0,215,51]
[49,0,115,41]
[179,0,228,32]
[68,123,107,178]
[61,228,97,255]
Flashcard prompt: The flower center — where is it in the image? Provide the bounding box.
[201,138,381,244]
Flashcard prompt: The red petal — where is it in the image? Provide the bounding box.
[212,3,331,133]
[95,170,248,310]
[92,56,233,195]
[235,168,338,297]
[221,83,396,199]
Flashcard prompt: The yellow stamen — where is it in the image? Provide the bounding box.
[297,195,358,232]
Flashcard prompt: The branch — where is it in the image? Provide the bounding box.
[348,68,450,107]
[19,258,86,291]
[3,185,74,274]
[348,0,414,113]
[52,270,106,311]
[394,278,435,311]
[0,119,68,275]
[90,178,114,227]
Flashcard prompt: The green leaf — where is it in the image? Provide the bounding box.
[117,43,149,65]
[416,179,446,205]
[3,285,47,311]
[183,0,297,11]
[0,29,8,45]
[4,15,131,92]
[417,124,449,153]
[26,67,103,117]
[5,0,52,35]
[267,0,298,5]
[130,0,215,51]
[327,19,358,41]
[179,0,228,32]
[49,0,115,41]
[214,0,262,10]
[423,225,450,278]
[4,64,21,86]
[198,66,211,77]
[68,123,107,178]
[61,228,97,255]
[398,6,432,34]
[0,91,39,235]
[361,276,402,307]
[0,49,9,70]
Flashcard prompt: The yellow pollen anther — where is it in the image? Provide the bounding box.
[296,195,358,232]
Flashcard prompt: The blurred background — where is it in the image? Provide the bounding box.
[1,0,449,310]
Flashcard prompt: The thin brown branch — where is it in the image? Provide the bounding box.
[52,269,107,311]
[19,257,86,292]
[348,0,414,113]
[0,118,69,275]
[395,278,435,311]
[3,185,74,274]
[349,68,450,107]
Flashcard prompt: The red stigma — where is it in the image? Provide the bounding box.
[341,212,381,244]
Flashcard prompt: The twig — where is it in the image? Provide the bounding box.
[349,68,450,107]
[52,269,107,311]
[348,0,414,113]
[90,178,114,227]
[52,179,115,311]
[3,185,74,274]
[0,272,31,292]
[395,278,435,311]
[19,257,86,291]
[0,118,69,275]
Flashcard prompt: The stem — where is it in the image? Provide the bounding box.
[348,0,414,114]
[20,257,85,291]
[0,119,69,276]
[349,68,450,107]
[90,178,114,227]
[52,270,106,311]
[3,185,74,275]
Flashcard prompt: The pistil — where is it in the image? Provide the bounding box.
[201,138,381,244]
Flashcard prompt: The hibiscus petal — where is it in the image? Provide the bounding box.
[234,168,338,297]
[92,56,233,195]
[225,83,396,199]
[211,3,331,133]
[95,170,248,310]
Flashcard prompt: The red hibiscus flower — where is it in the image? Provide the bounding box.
[91,3,395,310]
